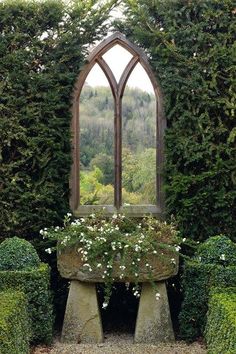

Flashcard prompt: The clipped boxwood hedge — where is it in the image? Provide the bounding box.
[205,287,236,354]
[0,236,40,271]
[179,261,236,341]
[0,290,30,354]
[0,263,53,344]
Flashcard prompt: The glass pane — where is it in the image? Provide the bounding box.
[102,44,133,82]
[79,64,114,205]
[122,63,156,205]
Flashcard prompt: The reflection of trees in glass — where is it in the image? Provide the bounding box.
[123,148,156,204]
[79,85,156,205]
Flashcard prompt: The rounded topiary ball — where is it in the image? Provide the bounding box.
[0,237,40,271]
[197,235,236,266]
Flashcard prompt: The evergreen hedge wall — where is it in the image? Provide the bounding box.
[0,0,114,239]
[119,0,236,241]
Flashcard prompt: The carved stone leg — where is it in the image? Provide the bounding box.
[134,281,174,343]
[61,280,103,343]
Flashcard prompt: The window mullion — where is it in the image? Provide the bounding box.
[114,95,122,209]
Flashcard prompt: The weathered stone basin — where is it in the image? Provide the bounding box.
[58,242,179,345]
[57,243,179,282]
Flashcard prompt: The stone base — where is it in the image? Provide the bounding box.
[134,282,174,343]
[62,280,174,344]
[61,280,103,343]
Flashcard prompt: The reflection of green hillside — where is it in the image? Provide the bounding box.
[79,85,156,205]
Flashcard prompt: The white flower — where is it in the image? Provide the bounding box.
[160,27,164,31]
[182,238,186,242]
[97,263,102,268]
[119,265,126,270]
[193,52,197,57]
[45,248,52,254]
[90,213,95,218]
[220,254,226,261]
[153,250,157,254]
[102,302,108,309]
[171,258,176,265]
[39,229,44,235]
[112,214,118,219]
[155,292,161,300]
[145,263,149,267]
[67,212,72,217]
[175,246,181,252]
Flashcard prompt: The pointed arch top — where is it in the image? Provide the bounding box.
[70,32,166,216]
[73,32,164,103]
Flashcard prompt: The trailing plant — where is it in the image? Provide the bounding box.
[43,212,180,307]
[117,0,236,242]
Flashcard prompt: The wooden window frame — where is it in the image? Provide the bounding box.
[70,32,166,217]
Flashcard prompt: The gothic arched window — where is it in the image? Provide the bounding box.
[70,32,165,217]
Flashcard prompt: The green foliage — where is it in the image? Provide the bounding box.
[0,290,30,354]
[205,287,236,354]
[118,0,236,241]
[90,153,114,185]
[179,261,236,341]
[0,263,53,344]
[0,0,116,239]
[0,236,40,271]
[197,235,236,266]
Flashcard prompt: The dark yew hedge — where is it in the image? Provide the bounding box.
[0,0,115,240]
[118,0,236,241]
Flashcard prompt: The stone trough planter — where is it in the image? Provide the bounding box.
[58,243,179,345]
[57,244,179,282]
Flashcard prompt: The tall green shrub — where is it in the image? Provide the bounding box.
[0,0,116,239]
[118,0,236,241]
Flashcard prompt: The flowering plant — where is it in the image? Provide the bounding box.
[41,212,180,307]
